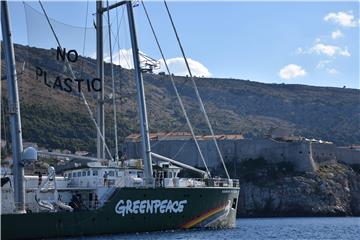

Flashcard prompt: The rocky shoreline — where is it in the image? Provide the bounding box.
[236,163,360,217]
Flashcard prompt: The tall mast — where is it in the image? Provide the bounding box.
[126,1,153,185]
[96,0,105,159]
[1,0,26,213]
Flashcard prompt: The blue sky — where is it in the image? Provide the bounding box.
[5,0,360,89]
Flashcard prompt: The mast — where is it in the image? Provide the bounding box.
[1,0,26,213]
[96,0,105,159]
[126,1,154,185]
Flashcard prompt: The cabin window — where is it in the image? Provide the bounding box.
[89,193,93,207]
[77,172,81,177]
[87,170,90,176]
[137,172,143,178]
[72,172,76,177]
[93,170,98,176]
[82,171,86,176]
[109,171,115,177]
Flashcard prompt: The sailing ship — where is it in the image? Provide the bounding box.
[1,1,240,239]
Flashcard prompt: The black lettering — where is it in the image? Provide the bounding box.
[74,79,84,92]
[57,47,66,61]
[43,71,51,88]
[91,78,102,92]
[63,78,73,93]
[53,77,63,91]
[67,49,78,63]
[35,67,43,80]
[86,79,91,92]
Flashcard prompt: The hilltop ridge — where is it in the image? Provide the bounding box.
[1,44,359,153]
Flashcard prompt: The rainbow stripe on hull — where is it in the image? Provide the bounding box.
[181,200,232,229]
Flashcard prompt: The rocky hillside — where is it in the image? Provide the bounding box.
[1,44,359,153]
[235,161,360,217]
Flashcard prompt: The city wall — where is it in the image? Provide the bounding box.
[124,138,319,172]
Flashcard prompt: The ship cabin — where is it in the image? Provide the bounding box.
[62,159,183,189]
[63,160,145,188]
[153,161,182,187]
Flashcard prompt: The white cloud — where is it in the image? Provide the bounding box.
[156,57,211,77]
[327,68,339,75]
[295,47,304,54]
[279,64,307,80]
[316,60,332,69]
[324,11,357,27]
[316,61,340,75]
[331,30,344,39]
[310,43,350,57]
[105,48,134,69]
[105,50,211,77]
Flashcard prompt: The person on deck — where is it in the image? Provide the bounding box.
[103,171,108,187]
[38,172,42,187]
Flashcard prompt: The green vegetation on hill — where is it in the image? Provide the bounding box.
[1,44,359,154]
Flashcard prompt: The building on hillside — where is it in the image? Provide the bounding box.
[124,132,316,172]
[124,132,359,173]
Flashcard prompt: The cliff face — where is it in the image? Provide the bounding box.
[237,163,360,217]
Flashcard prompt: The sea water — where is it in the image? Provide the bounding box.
[70,217,360,240]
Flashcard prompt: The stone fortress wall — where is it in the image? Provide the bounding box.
[124,131,359,173]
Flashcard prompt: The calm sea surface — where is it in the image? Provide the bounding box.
[70,217,360,240]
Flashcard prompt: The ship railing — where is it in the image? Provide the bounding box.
[180,178,239,188]
[206,178,239,188]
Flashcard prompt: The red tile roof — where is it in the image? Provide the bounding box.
[125,132,244,142]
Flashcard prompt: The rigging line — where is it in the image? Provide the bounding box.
[172,140,188,160]
[122,16,132,69]
[111,7,131,69]
[38,0,113,161]
[115,5,125,122]
[163,0,230,179]
[115,4,122,117]
[1,98,7,153]
[109,8,131,70]
[0,44,3,156]
[79,0,89,81]
[141,0,211,177]
[115,7,132,120]
[111,6,125,53]
[106,0,119,162]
